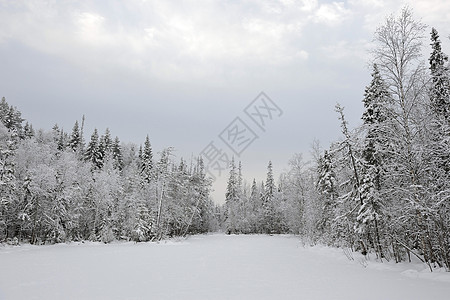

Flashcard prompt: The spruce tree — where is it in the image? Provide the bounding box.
[0,125,17,241]
[429,27,450,122]
[224,157,238,234]
[97,136,106,169]
[23,122,35,139]
[357,64,391,258]
[112,136,124,171]
[248,178,259,232]
[103,128,113,154]
[0,97,8,124]
[262,161,276,233]
[426,27,450,268]
[225,157,238,204]
[68,121,82,152]
[85,129,101,168]
[140,135,153,183]
[316,150,337,235]
[360,68,390,208]
[0,99,24,138]
[57,130,66,151]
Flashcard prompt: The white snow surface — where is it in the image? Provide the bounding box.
[1,234,449,300]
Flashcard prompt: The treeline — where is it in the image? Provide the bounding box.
[0,98,219,244]
[223,8,450,271]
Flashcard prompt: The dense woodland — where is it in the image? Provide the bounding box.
[0,98,219,244]
[223,8,450,271]
[1,8,449,271]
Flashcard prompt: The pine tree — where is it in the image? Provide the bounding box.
[237,161,243,194]
[0,99,24,139]
[429,27,450,122]
[112,136,124,171]
[262,161,276,233]
[140,135,153,183]
[248,178,259,232]
[102,128,113,154]
[0,97,8,124]
[361,64,391,189]
[133,202,154,242]
[57,130,66,152]
[84,129,102,168]
[225,157,238,204]
[23,122,35,139]
[357,64,392,258]
[224,157,238,233]
[68,121,82,152]
[6,106,23,136]
[425,27,450,269]
[0,124,17,241]
[97,136,106,169]
[316,150,338,235]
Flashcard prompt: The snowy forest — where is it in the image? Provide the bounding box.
[1,7,449,272]
[0,98,220,244]
[223,8,450,271]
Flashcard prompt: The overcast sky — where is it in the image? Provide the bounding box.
[1,0,449,203]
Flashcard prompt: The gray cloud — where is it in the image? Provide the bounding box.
[1,0,449,202]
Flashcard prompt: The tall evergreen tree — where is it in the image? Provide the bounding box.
[355,64,393,258]
[316,150,338,235]
[262,161,276,233]
[140,135,153,183]
[112,136,124,171]
[0,97,8,123]
[84,129,103,169]
[425,27,450,269]
[0,124,17,241]
[102,128,113,154]
[23,122,35,139]
[361,64,391,189]
[68,121,82,152]
[224,157,238,233]
[225,157,238,204]
[429,27,450,122]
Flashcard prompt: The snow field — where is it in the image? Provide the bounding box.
[0,234,449,300]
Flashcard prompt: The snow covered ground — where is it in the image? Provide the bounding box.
[1,234,449,300]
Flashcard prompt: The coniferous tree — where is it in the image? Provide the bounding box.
[425,27,450,268]
[103,128,113,154]
[361,64,391,188]
[316,150,338,238]
[224,157,238,234]
[58,130,66,152]
[97,135,106,169]
[133,202,154,242]
[5,106,24,138]
[0,97,8,123]
[112,136,124,171]
[23,122,35,139]
[51,124,61,148]
[262,161,277,233]
[68,121,82,153]
[140,135,153,183]
[225,157,238,204]
[0,123,17,241]
[248,178,260,232]
[429,27,450,122]
[356,64,392,258]
[84,129,99,166]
